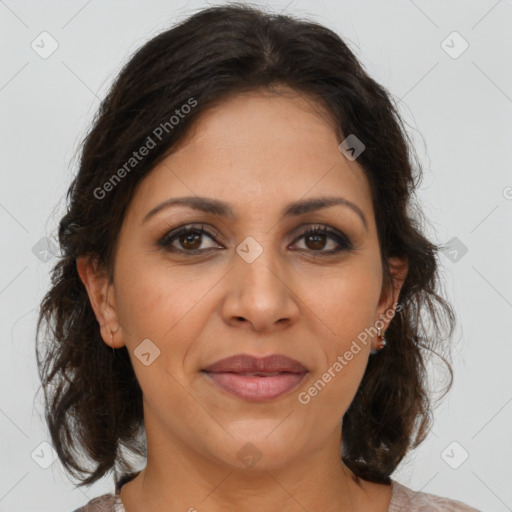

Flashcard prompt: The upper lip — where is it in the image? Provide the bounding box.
[202,354,308,374]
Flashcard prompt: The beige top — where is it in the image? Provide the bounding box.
[73,474,481,511]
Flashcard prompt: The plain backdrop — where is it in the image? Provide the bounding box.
[1,0,511,511]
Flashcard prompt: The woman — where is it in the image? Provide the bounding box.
[36,4,479,511]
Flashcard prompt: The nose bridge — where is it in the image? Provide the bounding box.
[234,232,286,295]
[222,232,299,329]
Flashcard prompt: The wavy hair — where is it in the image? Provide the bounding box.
[36,3,455,487]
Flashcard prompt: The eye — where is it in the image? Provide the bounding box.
[290,225,353,254]
[157,223,354,255]
[158,224,221,253]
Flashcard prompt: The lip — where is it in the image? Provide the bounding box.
[202,354,308,402]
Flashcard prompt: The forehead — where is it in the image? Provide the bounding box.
[175,87,341,156]
[127,88,374,226]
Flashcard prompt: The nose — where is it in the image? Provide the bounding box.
[220,241,300,333]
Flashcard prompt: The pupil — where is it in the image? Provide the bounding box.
[181,232,201,249]
[307,234,325,250]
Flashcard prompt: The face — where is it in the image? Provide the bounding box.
[78,87,405,472]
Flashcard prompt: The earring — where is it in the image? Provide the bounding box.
[370,326,387,355]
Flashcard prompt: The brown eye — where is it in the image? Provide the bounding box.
[178,231,202,250]
[304,232,328,250]
[291,226,353,254]
[158,224,221,253]
[158,224,353,256]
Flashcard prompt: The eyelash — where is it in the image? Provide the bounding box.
[157,223,354,255]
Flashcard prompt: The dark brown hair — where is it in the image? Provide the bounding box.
[36,3,455,487]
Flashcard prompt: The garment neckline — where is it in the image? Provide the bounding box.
[113,471,399,510]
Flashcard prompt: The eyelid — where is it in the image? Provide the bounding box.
[157,223,222,248]
[157,222,354,254]
[290,224,354,251]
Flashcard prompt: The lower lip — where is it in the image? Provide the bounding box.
[203,372,307,401]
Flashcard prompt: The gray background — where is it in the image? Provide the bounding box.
[1,0,511,510]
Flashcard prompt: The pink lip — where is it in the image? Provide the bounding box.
[202,354,308,402]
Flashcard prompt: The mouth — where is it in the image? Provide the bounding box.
[201,354,308,402]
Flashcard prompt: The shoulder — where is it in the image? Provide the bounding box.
[72,478,481,512]
[389,480,481,512]
[72,470,139,511]
[72,493,124,512]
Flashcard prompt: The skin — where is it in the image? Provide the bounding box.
[77,86,407,512]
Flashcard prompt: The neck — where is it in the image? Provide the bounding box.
[119,422,385,512]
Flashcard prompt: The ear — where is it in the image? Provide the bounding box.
[76,256,125,348]
[373,256,408,347]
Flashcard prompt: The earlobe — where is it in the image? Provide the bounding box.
[76,256,125,348]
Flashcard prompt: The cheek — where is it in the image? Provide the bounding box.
[315,262,382,346]
[302,278,378,420]
[114,255,195,338]
[114,261,214,379]
[113,267,198,397]
[114,272,169,339]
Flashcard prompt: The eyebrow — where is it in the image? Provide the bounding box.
[142,195,368,231]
